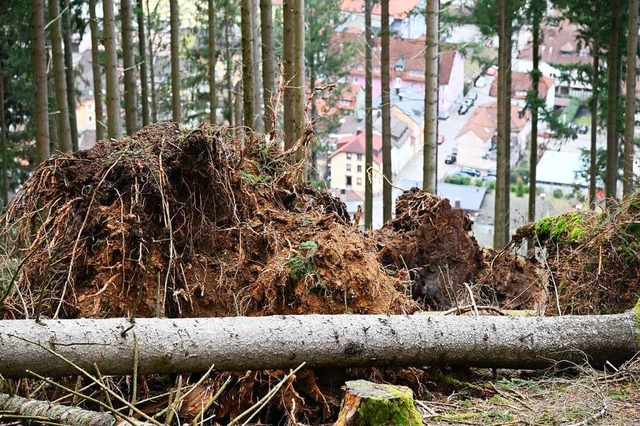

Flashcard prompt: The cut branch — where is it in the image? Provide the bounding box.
[0,313,638,378]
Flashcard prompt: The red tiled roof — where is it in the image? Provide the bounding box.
[489,71,554,99]
[518,20,591,65]
[329,131,383,164]
[341,0,421,19]
[456,102,529,140]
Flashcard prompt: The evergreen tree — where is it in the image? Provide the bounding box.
[365,0,373,230]
[381,0,392,223]
[260,0,275,132]
[49,0,73,152]
[169,0,181,122]
[423,0,439,193]
[122,0,139,134]
[240,0,255,129]
[89,0,104,141]
[137,0,150,127]
[103,0,123,138]
[31,0,50,163]
[62,0,79,151]
[623,0,638,196]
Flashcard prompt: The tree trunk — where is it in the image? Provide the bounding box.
[0,313,638,378]
[122,0,139,135]
[283,0,296,149]
[32,0,50,164]
[606,1,621,204]
[225,5,234,128]
[169,0,181,123]
[137,0,150,127]
[364,0,373,230]
[208,0,217,125]
[423,0,439,193]
[528,0,542,232]
[0,61,8,207]
[240,0,254,130]
[251,0,263,132]
[293,0,305,152]
[89,0,104,141]
[49,0,73,152]
[590,52,599,209]
[103,0,123,139]
[381,0,392,223]
[260,0,275,133]
[494,0,511,249]
[0,393,128,426]
[146,0,158,123]
[623,0,638,197]
[62,0,79,152]
[335,381,422,426]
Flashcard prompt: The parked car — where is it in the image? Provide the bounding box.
[437,133,445,145]
[459,166,481,177]
[487,167,497,177]
[486,65,498,76]
[569,123,579,132]
[444,154,457,164]
[475,76,487,88]
[463,98,474,108]
[578,125,589,134]
[458,104,471,115]
[468,92,478,101]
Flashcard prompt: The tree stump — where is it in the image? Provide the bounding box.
[335,380,422,426]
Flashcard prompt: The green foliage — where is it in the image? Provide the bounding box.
[445,175,471,185]
[560,97,581,124]
[516,182,525,197]
[534,211,585,244]
[286,240,326,294]
[553,189,563,198]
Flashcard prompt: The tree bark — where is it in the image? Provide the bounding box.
[606,1,621,204]
[590,52,599,209]
[364,0,373,230]
[423,0,439,193]
[122,0,138,135]
[0,313,638,378]
[381,0,392,223]
[0,393,125,426]
[251,0,263,132]
[208,0,217,125]
[260,0,275,133]
[528,0,542,229]
[494,0,511,249]
[283,0,296,149]
[103,0,122,139]
[0,60,8,207]
[146,0,158,123]
[169,0,181,123]
[62,0,79,152]
[224,3,234,127]
[137,0,150,127]
[623,0,638,197]
[49,0,73,152]
[293,0,305,151]
[240,0,254,130]
[89,0,104,141]
[32,0,50,164]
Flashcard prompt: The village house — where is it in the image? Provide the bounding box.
[489,71,556,111]
[338,0,426,39]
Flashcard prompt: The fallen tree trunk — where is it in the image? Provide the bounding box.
[0,313,638,378]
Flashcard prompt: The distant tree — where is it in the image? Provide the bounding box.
[0,58,8,205]
[62,0,79,151]
[122,0,139,134]
[423,0,439,193]
[260,0,275,132]
[294,0,305,148]
[103,0,123,138]
[169,0,181,122]
[623,0,638,196]
[365,0,373,230]
[251,0,263,131]
[49,0,72,152]
[240,0,255,129]
[146,0,158,123]
[89,0,104,141]
[605,0,622,204]
[381,0,392,223]
[223,1,237,127]
[283,0,296,149]
[208,0,217,125]
[137,0,150,127]
[31,0,49,163]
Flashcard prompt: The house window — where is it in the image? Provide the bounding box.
[346,164,352,171]
[356,178,363,185]
[357,165,362,173]
[357,154,363,161]
[88,116,93,122]
[346,153,352,159]
[86,103,93,111]
[346,176,352,186]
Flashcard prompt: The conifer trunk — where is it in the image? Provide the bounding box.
[590,53,599,209]
[251,0,263,132]
[364,0,373,230]
[49,0,73,152]
[0,61,8,207]
[89,0,104,141]
[137,0,150,127]
[169,0,181,123]
[528,0,542,227]
[122,0,138,134]
[260,0,275,133]
[208,0,217,125]
[623,0,638,196]
[606,1,621,203]
[62,0,79,151]
[283,0,296,149]
[293,0,305,150]
[32,0,50,164]
[381,0,392,223]
[146,0,158,123]
[240,0,255,130]
[103,0,123,138]
[423,0,439,193]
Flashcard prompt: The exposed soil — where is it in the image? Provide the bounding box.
[1,122,637,424]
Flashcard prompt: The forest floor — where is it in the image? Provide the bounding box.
[1,122,638,425]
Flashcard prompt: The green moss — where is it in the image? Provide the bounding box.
[350,382,422,426]
[633,298,640,349]
[534,211,585,244]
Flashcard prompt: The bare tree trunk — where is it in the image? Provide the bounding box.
[89,0,104,141]
[606,1,621,204]
[62,0,79,151]
[0,61,8,207]
[260,0,275,133]
[494,0,511,249]
[240,0,255,130]
[137,0,150,127]
[225,5,234,128]
[145,0,158,123]
[293,0,305,152]
[234,81,243,129]
[590,53,599,209]
[623,0,638,196]
[49,0,73,152]
[0,313,638,378]
[169,0,181,123]
[251,0,263,132]
[528,0,542,229]
[364,0,373,230]
[122,0,138,134]
[208,0,217,125]
[283,0,296,149]
[381,0,392,223]
[423,0,439,193]
[103,0,122,139]
[32,0,50,164]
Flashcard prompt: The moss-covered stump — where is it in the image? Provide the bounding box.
[335,380,422,426]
